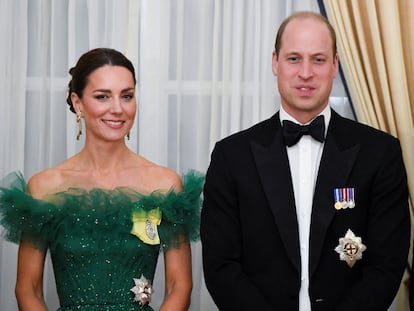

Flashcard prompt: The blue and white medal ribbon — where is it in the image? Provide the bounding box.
[348,188,355,208]
[334,188,342,210]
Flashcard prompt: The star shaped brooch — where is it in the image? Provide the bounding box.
[335,229,366,268]
[130,275,153,305]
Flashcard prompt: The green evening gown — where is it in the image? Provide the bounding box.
[0,171,204,311]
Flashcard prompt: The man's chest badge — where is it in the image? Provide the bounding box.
[335,229,366,268]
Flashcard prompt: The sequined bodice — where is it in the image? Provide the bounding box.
[0,171,203,311]
[50,202,158,311]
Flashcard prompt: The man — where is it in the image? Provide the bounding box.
[201,11,410,310]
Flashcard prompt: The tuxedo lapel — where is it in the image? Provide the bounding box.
[250,111,360,276]
[309,112,360,276]
[251,121,300,273]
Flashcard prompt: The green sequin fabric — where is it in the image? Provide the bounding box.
[0,171,204,311]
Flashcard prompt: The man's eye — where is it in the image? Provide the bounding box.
[288,57,299,63]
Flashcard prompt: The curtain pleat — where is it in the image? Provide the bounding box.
[0,1,28,310]
[323,1,414,310]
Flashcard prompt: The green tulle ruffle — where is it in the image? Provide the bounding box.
[0,171,204,252]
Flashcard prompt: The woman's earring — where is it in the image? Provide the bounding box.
[126,131,130,140]
[76,112,82,140]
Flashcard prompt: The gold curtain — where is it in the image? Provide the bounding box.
[323,0,414,310]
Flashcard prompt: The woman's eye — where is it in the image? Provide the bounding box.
[95,95,108,100]
[122,94,134,100]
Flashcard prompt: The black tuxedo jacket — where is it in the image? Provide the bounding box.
[201,110,410,311]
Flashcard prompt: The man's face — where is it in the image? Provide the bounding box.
[272,17,338,124]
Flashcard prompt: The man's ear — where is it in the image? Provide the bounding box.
[272,51,278,76]
[333,53,339,78]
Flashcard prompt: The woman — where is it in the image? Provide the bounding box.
[0,48,203,310]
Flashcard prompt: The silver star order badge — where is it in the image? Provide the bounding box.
[130,275,153,305]
[335,229,366,268]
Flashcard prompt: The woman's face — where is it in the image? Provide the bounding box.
[72,65,136,142]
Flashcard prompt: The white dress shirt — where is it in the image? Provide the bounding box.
[279,105,331,311]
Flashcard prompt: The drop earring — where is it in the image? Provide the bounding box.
[76,112,82,140]
[126,131,130,140]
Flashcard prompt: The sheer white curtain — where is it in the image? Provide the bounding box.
[0,1,351,310]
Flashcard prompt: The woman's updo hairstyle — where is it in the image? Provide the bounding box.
[66,48,136,113]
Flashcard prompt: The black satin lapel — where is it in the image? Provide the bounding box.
[251,132,300,273]
[309,135,360,276]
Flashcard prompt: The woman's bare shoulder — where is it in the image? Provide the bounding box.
[149,166,182,192]
[27,168,65,199]
[130,156,182,193]
[27,159,78,198]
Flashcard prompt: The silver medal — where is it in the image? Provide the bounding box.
[145,219,157,240]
